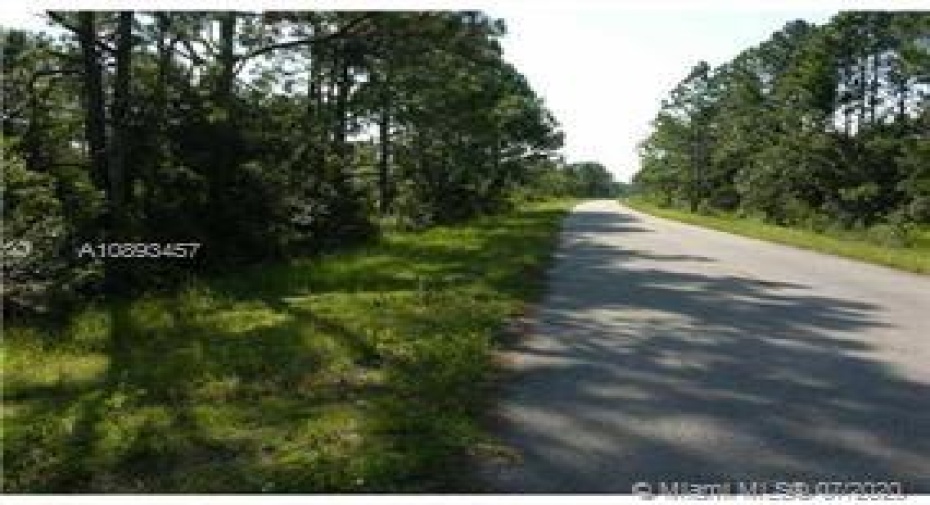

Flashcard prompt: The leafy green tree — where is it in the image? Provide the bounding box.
[635,12,930,232]
[3,10,568,311]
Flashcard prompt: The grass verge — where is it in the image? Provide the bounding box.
[1,200,574,492]
[623,198,930,274]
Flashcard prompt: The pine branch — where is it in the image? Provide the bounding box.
[237,14,373,62]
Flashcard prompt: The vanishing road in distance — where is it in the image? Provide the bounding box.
[483,200,930,493]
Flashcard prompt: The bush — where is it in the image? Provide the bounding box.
[696,200,715,215]
[2,145,68,313]
[907,196,930,223]
[865,223,913,248]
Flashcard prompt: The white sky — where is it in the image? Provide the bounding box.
[3,2,924,182]
[490,6,836,181]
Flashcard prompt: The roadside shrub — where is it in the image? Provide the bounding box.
[696,200,715,215]
[865,223,913,248]
[907,196,930,223]
[803,212,833,233]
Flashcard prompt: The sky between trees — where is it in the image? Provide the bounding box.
[495,6,835,181]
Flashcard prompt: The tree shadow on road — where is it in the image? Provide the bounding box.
[485,212,930,494]
[559,210,655,235]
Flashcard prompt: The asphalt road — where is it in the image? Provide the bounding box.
[482,200,930,494]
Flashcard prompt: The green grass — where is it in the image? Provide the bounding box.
[624,198,930,274]
[1,200,574,492]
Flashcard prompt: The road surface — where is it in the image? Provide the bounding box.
[482,200,930,493]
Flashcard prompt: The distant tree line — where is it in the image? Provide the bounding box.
[2,11,611,313]
[634,12,930,234]
[522,160,617,199]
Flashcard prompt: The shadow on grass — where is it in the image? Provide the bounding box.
[2,203,572,492]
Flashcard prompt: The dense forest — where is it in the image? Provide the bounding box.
[2,11,616,314]
[634,12,930,240]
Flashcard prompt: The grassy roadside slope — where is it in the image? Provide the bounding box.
[2,200,574,493]
[623,198,930,274]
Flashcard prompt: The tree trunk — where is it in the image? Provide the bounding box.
[377,66,392,215]
[690,126,701,213]
[149,13,172,209]
[869,52,879,126]
[896,78,907,124]
[858,57,868,130]
[334,48,349,159]
[109,11,133,220]
[217,12,236,117]
[155,14,171,142]
[305,37,324,167]
[77,12,108,191]
[25,77,41,171]
[323,41,353,191]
